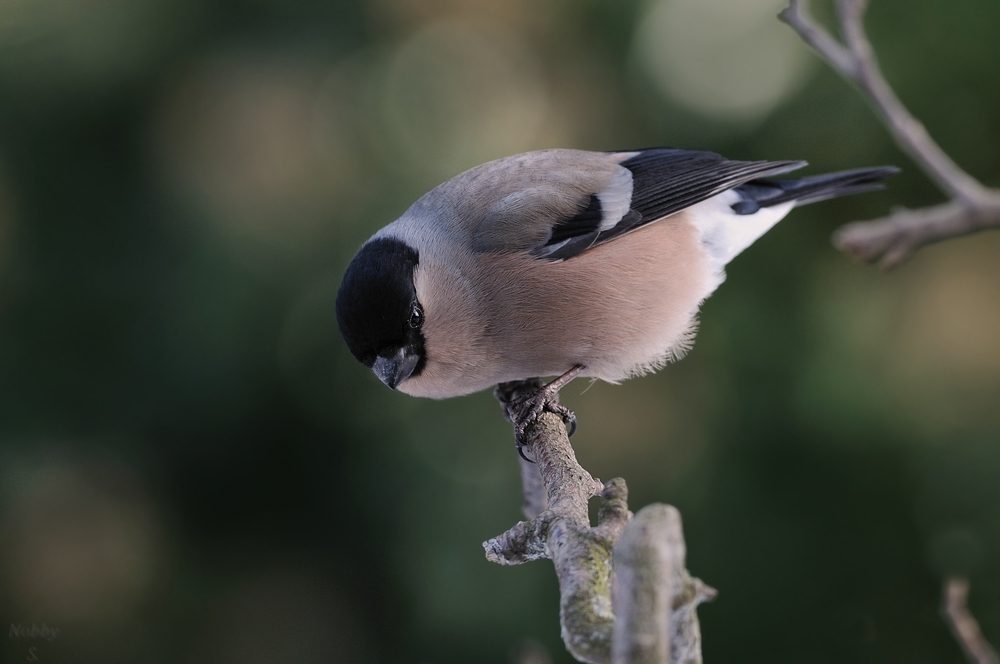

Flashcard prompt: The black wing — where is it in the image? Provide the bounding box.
[534,148,805,262]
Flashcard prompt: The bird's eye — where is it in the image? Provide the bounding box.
[408,303,424,329]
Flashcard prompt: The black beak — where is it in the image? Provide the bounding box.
[371,348,419,390]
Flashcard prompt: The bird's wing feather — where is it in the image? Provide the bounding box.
[470,148,806,262]
[468,150,624,254]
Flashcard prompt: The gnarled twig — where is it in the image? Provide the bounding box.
[486,381,715,664]
[779,0,1000,268]
[613,504,716,664]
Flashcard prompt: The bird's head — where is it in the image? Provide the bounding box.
[336,236,427,390]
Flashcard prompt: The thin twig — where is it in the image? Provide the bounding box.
[779,0,1000,268]
[942,577,1000,664]
[778,0,855,74]
[831,200,1000,266]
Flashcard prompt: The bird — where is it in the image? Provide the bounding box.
[336,147,896,435]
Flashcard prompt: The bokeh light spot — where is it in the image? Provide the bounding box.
[379,20,549,180]
[153,53,360,248]
[633,0,814,123]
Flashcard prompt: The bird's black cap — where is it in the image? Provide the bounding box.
[336,237,426,379]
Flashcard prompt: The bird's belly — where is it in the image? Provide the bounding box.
[485,212,722,383]
[400,212,721,398]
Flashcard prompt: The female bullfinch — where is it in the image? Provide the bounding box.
[336,148,896,402]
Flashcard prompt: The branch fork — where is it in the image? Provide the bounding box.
[780,0,1000,268]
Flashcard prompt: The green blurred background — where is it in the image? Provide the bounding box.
[0,0,998,661]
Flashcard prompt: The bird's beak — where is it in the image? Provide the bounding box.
[371,348,419,390]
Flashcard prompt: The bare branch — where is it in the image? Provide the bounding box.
[612,505,716,664]
[594,477,631,544]
[495,379,551,519]
[780,0,1000,267]
[942,577,1000,664]
[833,199,1000,268]
[517,453,549,519]
[486,382,714,664]
[836,0,989,204]
[485,391,613,662]
[669,575,718,664]
[781,0,989,203]
[778,1,855,74]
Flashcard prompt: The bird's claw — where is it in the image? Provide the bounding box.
[496,366,584,463]
[547,401,577,437]
[509,387,577,456]
[516,442,534,463]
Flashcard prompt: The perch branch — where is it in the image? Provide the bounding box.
[942,577,1000,664]
[495,379,550,519]
[486,381,715,664]
[779,0,1000,268]
[517,452,549,519]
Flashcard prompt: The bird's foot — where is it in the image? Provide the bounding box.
[509,395,575,463]
[495,366,584,461]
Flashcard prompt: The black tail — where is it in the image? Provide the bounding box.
[730,165,900,215]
